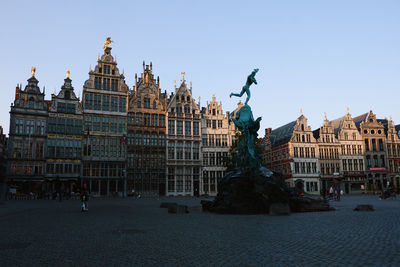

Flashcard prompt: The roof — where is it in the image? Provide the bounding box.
[269,121,296,147]
[313,113,368,139]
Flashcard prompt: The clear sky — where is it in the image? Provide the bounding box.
[1,0,399,136]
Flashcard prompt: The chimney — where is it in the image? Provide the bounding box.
[15,85,20,100]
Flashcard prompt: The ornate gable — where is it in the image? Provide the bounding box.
[129,61,167,112]
[167,73,200,114]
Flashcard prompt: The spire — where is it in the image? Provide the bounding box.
[89,64,92,72]
[181,72,185,83]
[300,108,303,115]
[143,61,145,74]
[150,62,152,72]
[324,112,327,120]
[66,69,70,78]
[98,53,100,61]
[346,107,349,114]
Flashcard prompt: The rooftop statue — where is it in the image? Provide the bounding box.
[103,37,113,51]
[230,68,259,105]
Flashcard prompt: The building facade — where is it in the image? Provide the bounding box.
[127,62,167,196]
[316,114,341,192]
[360,111,388,193]
[384,117,400,189]
[262,112,320,195]
[336,110,366,193]
[82,42,129,196]
[289,112,320,194]
[46,71,83,194]
[7,69,48,193]
[166,73,201,196]
[200,94,235,196]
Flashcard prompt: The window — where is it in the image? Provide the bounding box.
[111,79,119,91]
[168,120,175,135]
[137,101,141,108]
[209,152,215,166]
[144,113,150,126]
[212,120,216,129]
[151,114,157,126]
[57,103,66,113]
[111,97,118,111]
[365,139,369,151]
[94,77,101,89]
[372,139,376,151]
[379,139,383,151]
[366,156,371,168]
[373,155,378,167]
[193,142,199,160]
[185,121,191,135]
[218,120,222,128]
[153,101,156,109]
[176,142,183,159]
[159,114,165,127]
[104,65,111,74]
[185,143,191,159]
[343,159,347,171]
[119,97,126,112]
[177,121,183,135]
[193,122,199,136]
[102,95,110,111]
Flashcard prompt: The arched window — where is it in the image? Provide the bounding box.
[187,96,190,102]
[301,124,304,131]
[153,100,156,109]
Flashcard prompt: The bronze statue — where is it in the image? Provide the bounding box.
[230,68,259,105]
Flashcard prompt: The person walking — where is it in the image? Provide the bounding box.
[81,184,89,212]
[336,187,341,201]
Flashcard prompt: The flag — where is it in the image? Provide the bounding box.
[122,132,127,144]
[84,128,89,138]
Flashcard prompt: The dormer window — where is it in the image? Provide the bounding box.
[301,124,304,131]
[181,95,185,101]
[99,68,102,74]
[187,96,190,102]
[65,91,70,100]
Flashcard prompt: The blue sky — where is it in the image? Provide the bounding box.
[1,0,399,136]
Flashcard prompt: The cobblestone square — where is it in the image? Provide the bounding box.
[1,195,399,266]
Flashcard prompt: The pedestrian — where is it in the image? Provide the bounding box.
[81,184,89,211]
[336,188,341,201]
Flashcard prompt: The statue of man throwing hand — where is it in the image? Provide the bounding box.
[230,68,259,105]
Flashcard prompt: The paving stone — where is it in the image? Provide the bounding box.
[0,196,399,266]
